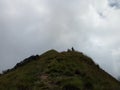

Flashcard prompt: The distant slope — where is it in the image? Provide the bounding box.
[0,49,120,90]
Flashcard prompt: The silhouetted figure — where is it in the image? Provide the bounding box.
[72,47,75,51]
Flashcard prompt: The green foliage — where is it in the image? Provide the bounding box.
[83,81,94,90]
[0,49,120,90]
[62,84,80,90]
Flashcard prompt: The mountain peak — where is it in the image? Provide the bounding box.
[0,49,120,90]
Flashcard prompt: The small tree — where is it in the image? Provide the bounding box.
[67,49,71,52]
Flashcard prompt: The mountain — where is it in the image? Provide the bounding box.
[0,49,120,90]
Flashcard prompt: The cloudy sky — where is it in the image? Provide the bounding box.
[0,0,120,78]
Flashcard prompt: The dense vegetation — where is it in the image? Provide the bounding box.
[0,49,120,90]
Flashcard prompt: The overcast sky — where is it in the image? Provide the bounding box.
[0,0,120,78]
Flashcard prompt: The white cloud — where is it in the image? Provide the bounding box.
[0,0,120,78]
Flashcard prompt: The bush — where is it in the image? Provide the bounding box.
[62,84,80,90]
[63,70,74,76]
[83,82,94,90]
[14,55,39,69]
[17,85,28,90]
[2,69,11,74]
[75,69,81,75]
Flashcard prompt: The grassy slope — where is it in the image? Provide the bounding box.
[0,50,120,90]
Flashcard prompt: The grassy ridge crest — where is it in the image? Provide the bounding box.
[0,49,120,90]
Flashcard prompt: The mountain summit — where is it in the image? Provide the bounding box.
[0,49,120,90]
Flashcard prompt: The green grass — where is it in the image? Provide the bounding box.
[0,49,120,90]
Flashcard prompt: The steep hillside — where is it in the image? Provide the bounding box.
[0,49,120,90]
